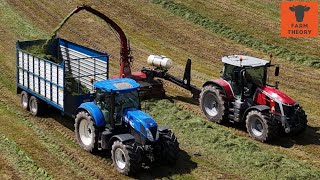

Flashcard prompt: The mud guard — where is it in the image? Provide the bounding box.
[77,102,106,128]
[203,79,234,100]
[105,134,135,149]
[242,105,270,121]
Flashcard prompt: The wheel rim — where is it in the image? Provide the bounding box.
[115,148,126,170]
[22,94,28,108]
[79,119,93,146]
[30,99,37,114]
[204,93,219,117]
[251,118,264,137]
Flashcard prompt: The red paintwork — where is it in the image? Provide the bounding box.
[256,85,296,105]
[113,72,147,81]
[211,79,235,100]
[254,91,267,105]
[131,72,147,81]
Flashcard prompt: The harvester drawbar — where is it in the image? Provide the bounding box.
[142,57,201,99]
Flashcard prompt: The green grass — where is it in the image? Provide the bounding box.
[0,133,52,179]
[0,0,46,39]
[151,0,320,67]
[147,99,320,180]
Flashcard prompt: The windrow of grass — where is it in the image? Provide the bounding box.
[0,0,46,39]
[151,0,320,67]
[0,133,52,180]
[147,99,320,180]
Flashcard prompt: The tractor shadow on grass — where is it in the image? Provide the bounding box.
[134,150,197,179]
[43,107,75,131]
[166,95,199,106]
[270,125,320,148]
[97,149,198,179]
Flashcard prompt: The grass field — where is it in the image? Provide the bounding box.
[0,0,320,179]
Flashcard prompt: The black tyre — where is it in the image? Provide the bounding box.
[199,85,228,123]
[29,96,45,116]
[74,111,99,152]
[111,141,142,175]
[246,110,278,142]
[21,91,29,110]
[290,108,308,136]
[158,130,180,165]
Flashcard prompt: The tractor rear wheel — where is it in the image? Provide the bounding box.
[75,111,98,152]
[111,140,142,175]
[246,110,278,142]
[158,130,179,165]
[21,91,29,110]
[199,85,228,123]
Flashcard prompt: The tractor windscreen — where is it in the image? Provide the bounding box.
[246,67,265,85]
[115,90,140,110]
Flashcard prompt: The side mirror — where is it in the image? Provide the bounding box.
[275,65,280,77]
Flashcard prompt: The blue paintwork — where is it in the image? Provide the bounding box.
[78,102,106,128]
[18,85,64,111]
[94,78,140,93]
[59,39,108,62]
[124,108,158,141]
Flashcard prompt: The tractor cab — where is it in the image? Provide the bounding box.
[221,55,278,100]
[93,78,142,128]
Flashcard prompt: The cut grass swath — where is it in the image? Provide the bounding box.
[0,134,52,179]
[151,0,320,68]
[146,99,320,180]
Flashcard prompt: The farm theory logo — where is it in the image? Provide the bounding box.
[281,2,318,37]
[290,5,310,22]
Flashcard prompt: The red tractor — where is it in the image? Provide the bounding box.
[199,55,307,142]
[142,55,308,142]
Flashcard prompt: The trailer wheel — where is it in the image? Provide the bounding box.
[246,110,278,142]
[199,85,228,123]
[21,91,29,110]
[29,96,44,116]
[158,130,179,165]
[111,141,141,175]
[75,111,98,152]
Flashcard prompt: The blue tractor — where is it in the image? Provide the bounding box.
[74,78,179,175]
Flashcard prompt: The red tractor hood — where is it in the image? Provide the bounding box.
[258,85,296,105]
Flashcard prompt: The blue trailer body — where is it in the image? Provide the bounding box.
[16,38,109,117]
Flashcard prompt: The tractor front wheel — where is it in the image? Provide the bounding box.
[158,130,179,165]
[75,111,98,152]
[111,141,142,175]
[246,110,278,142]
[199,85,228,123]
[290,108,308,136]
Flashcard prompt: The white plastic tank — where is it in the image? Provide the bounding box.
[147,55,173,69]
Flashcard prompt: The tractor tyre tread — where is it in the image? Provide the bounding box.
[199,85,228,123]
[111,141,142,175]
[159,130,180,165]
[74,111,99,153]
[246,110,279,142]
